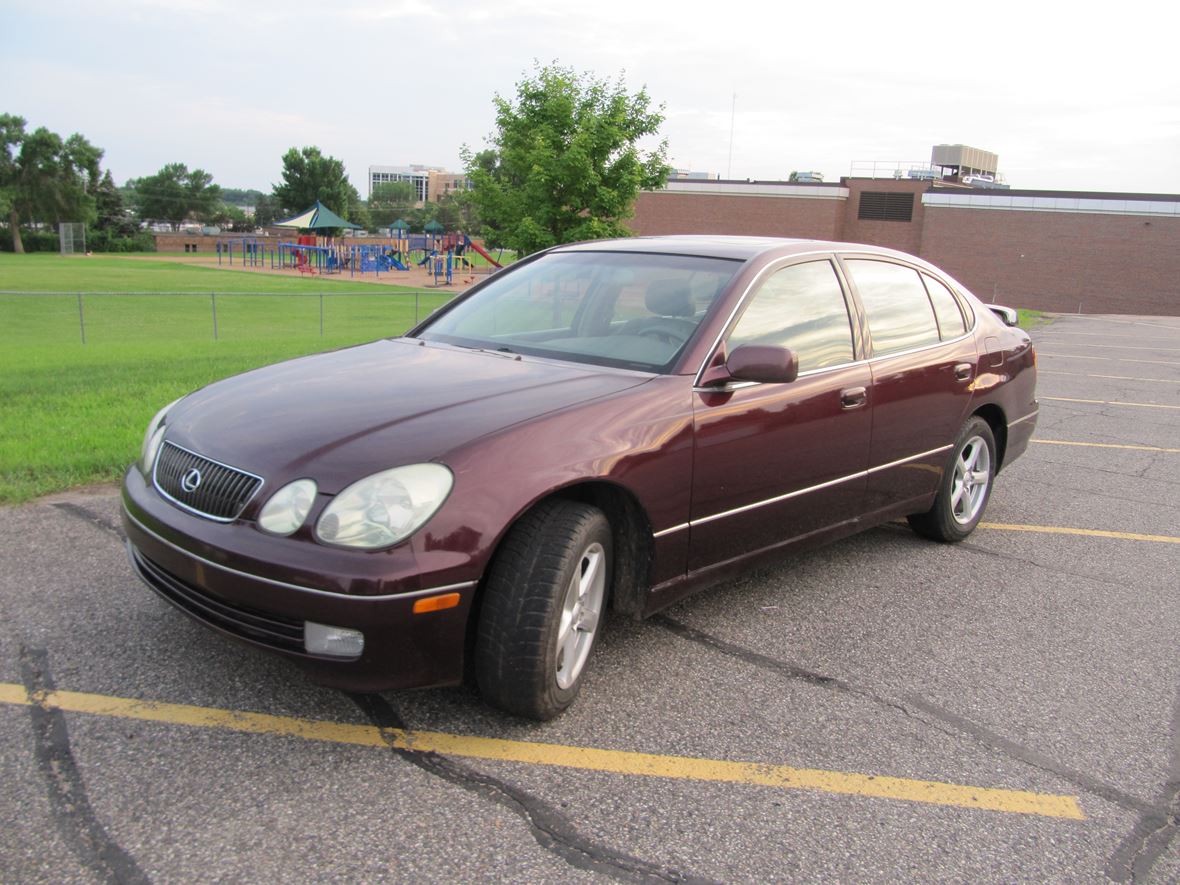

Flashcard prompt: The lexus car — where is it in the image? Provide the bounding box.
[122,236,1038,719]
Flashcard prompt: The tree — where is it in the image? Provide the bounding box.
[367,180,417,230]
[130,163,222,230]
[273,146,356,217]
[462,63,671,256]
[253,193,277,228]
[1,114,102,253]
[93,170,137,235]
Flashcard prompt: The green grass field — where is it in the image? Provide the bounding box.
[0,253,454,503]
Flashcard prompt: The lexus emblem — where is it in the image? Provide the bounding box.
[181,467,203,493]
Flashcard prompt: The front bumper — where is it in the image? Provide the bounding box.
[122,467,478,691]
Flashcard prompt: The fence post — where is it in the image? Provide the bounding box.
[77,293,86,344]
[211,292,218,340]
[319,293,324,337]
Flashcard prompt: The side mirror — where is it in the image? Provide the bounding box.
[723,344,799,384]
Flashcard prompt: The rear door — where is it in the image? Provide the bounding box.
[839,257,978,516]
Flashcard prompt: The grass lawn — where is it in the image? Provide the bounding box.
[1018,309,1048,330]
[0,251,409,293]
[0,252,454,503]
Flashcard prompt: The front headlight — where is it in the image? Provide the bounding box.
[140,397,182,474]
[314,464,453,549]
[258,479,318,536]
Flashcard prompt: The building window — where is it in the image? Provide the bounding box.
[857,192,914,222]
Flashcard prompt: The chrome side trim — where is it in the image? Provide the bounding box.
[692,471,868,528]
[123,505,476,601]
[865,444,954,475]
[652,522,689,539]
[1008,408,1040,428]
[651,444,954,537]
[691,381,760,394]
[865,330,974,364]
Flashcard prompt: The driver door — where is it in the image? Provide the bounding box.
[688,258,873,572]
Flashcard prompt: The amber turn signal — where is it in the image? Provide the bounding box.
[412,592,461,614]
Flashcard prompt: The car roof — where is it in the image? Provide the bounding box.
[552,235,914,263]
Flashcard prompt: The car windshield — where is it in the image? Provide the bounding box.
[415,251,742,372]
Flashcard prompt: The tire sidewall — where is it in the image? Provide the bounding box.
[536,512,613,713]
[938,417,996,541]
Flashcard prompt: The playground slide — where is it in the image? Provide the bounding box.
[466,239,502,268]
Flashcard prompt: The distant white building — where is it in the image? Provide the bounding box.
[368,164,466,203]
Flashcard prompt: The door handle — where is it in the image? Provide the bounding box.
[840,387,868,409]
[953,363,974,382]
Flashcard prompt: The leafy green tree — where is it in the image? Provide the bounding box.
[220,187,265,207]
[344,182,369,233]
[367,180,417,230]
[253,193,277,228]
[1,113,102,253]
[130,163,222,230]
[272,146,354,216]
[462,63,670,255]
[433,195,462,233]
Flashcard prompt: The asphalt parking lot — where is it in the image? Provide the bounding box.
[2,313,1177,884]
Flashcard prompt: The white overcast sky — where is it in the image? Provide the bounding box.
[3,0,1178,195]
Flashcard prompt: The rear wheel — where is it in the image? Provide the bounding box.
[908,416,996,542]
[475,500,611,720]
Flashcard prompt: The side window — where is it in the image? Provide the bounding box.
[922,273,967,339]
[728,260,854,372]
[844,260,940,356]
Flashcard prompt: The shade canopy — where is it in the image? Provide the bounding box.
[274,200,363,230]
[390,218,409,232]
[423,220,445,233]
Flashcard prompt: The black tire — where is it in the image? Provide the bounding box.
[908,416,997,543]
[475,499,612,720]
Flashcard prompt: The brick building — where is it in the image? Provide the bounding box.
[629,178,1180,315]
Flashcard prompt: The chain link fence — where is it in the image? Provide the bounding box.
[0,289,457,346]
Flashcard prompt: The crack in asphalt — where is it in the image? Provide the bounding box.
[50,501,127,542]
[348,692,713,885]
[18,646,150,885]
[651,615,1165,820]
[955,539,1134,591]
[1104,681,1180,882]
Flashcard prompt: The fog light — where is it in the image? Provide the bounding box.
[304,622,364,658]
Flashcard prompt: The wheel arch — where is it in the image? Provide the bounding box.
[462,480,654,675]
[972,402,1008,471]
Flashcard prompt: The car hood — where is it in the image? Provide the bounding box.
[165,339,651,493]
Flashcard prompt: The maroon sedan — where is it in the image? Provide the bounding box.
[122,236,1037,719]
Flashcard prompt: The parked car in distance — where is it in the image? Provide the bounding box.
[123,236,1038,719]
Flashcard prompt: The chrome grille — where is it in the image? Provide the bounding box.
[153,441,263,522]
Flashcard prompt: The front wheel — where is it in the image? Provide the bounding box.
[908,416,996,542]
[475,500,612,720]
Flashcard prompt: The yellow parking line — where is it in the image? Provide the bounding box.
[1039,353,1180,367]
[0,683,1083,820]
[1052,342,1180,353]
[979,523,1180,545]
[1038,371,1180,385]
[1041,396,1180,411]
[1032,439,1180,454]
